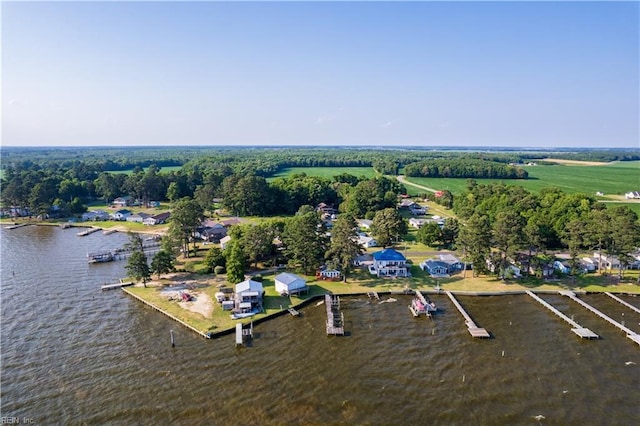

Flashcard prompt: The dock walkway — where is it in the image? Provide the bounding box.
[445,291,490,338]
[325,294,345,335]
[101,280,134,290]
[605,292,640,315]
[526,291,598,339]
[561,291,640,346]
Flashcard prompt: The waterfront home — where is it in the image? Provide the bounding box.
[126,212,151,223]
[111,209,132,221]
[593,252,621,270]
[143,212,171,226]
[235,279,264,312]
[275,272,308,295]
[420,260,450,277]
[113,196,132,207]
[317,267,341,280]
[439,254,464,272]
[82,210,110,222]
[370,248,410,277]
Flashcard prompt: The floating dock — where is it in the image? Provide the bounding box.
[560,291,640,346]
[526,291,598,339]
[326,294,345,335]
[445,291,490,338]
[409,290,436,318]
[605,292,640,315]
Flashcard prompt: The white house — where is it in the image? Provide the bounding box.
[275,272,308,295]
[553,260,571,274]
[110,209,132,221]
[358,234,378,248]
[126,212,151,223]
[112,196,132,207]
[143,212,171,226]
[82,210,109,222]
[420,260,450,277]
[370,248,409,277]
[409,218,427,229]
[235,279,264,311]
[625,191,640,199]
[317,267,341,280]
[220,235,232,250]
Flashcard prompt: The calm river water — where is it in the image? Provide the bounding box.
[1,225,639,425]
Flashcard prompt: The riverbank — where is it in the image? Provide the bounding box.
[0,219,168,235]
[121,270,640,339]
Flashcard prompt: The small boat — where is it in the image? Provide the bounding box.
[230,312,256,320]
[408,296,436,317]
[88,251,114,264]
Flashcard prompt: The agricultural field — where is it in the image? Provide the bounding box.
[268,166,378,180]
[403,161,640,197]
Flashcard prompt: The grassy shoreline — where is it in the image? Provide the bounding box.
[122,269,640,339]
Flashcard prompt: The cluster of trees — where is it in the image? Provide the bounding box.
[203,206,413,283]
[404,159,528,179]
[453,182,640,278]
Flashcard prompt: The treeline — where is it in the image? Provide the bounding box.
[404,159,528,179]
[453,182,640,277]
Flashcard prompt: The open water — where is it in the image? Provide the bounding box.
[1,225,639,425]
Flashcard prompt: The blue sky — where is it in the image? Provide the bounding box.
[2,1,638,148]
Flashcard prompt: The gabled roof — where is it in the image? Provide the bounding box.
[275,272,305,285]
[235,279,263,294]
[372,248,406,262]
[439,254,461,265]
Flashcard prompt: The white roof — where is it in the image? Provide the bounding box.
[235,279,263,294]
[220,236,232,243]
[275,272,305,286]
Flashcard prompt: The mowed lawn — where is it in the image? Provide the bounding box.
[403,161,640,196]
[269,167,378,180]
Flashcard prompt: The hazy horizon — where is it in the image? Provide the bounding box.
[2,1,638,148]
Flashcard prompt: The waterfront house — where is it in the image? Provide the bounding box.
[317,267,341,280]
[593,252,621,270]
[420,260,450,277]
[82,210,110,222]
[439,254,464,272]
[126,212,151,223]
[370,248,409,277]
[275,272,308,295]
[111,209,132,221]
[143,212,171,226]
[235,279,264,312]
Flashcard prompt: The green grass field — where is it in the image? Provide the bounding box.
[403,161,639,196]
[269,166,378,180]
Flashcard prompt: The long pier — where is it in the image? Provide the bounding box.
[526,291,598,339]
[101,280,134,290]
[445,291,490,338]
[325,294,345,335]
[560,291,640,346]
[122,288,211,338]
[605,292,640,314]
[4,223,29,230]
[77,227,101,236]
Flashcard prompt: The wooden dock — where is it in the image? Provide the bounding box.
[560,291,639,345]
[103,228,118,235]
[77,227,101,236]
[235,322,253,346]
[287,307,300,316]
[4,223,29,230]
[445,291,490,338]
[367,291,380,301]
[605,292,640,314]
[326,294,345,335]
[526,291,598,339]
[101,280,134,290]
